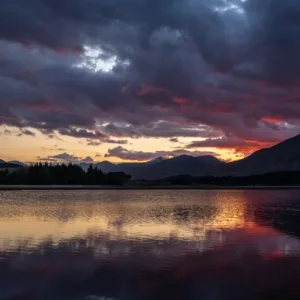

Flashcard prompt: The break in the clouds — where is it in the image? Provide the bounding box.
[0,0,300,159]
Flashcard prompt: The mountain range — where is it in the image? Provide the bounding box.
[2,134,300,179]
[0,160,27,169]
[91,155,225,179]
[81,133,299,179]
[91,134,300,179]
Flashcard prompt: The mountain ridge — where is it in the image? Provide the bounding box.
[94,134,300,179]
[3,133,300,179]
[226,134,300,176]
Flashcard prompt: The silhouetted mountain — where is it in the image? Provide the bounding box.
[92,134,300,179]
[136,155,225,180]
[8,160,27,166]
[5,134,300,180]
[227,134,300,175]
[145,157,165,165]
[0,159,29,169]
[95,161,120,173]
[93,155,225,180]
[0,162,20,169]
[95,159,167,177]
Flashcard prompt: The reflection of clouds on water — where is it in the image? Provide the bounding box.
[108,217,126,229]
[0,190,248,250]
[1,226,300,300]
[1,189,300,253]
[1,190,300,299]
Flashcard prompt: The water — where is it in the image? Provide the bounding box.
[1,190,300,299]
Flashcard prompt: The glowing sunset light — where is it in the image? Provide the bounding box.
[0,0,299,164]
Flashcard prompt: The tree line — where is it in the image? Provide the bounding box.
[159,171,300,186]
[0,163,131,185]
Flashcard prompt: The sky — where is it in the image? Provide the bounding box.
[0,0,299,164]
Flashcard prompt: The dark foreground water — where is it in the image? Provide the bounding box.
[1,190,300,300]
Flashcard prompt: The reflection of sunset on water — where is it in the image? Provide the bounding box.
[0,190,246,247]
[0,190,300,259]
[1,190,300,299]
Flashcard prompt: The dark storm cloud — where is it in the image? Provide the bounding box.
[0,0,300,155]
[243,0,300,85]
[104,146,217,161]
[0,0,234,58]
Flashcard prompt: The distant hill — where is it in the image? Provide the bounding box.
[93,158,167,176]
[227,134,300,175]
[95,161,121,173]
[92,134,300,179]
[0,162,20,169]
[8,161,28,166]
[93,155,225,180]
[0,160,27,169]
[131,155,225,180]
[4,134,300,179]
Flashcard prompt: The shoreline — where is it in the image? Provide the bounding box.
[1,185,300,191]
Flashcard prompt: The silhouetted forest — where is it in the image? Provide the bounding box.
[2,164,300,186]
[159,171,300,186]
[0,163,131,185]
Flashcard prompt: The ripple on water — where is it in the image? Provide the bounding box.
[0,190,300,299]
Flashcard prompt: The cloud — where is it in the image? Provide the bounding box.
[87,138,128,146]
[0,0,300,158]
[87,140,102,146]
[169,138,179,143]
[48,153,81,161]
[80,156,94,163]
[36,157,58,162]
[41,146,66,151]
[104,146,217,161]
[0,129,12,136]
[19,128,36,136]
[58,128,106,139]
[38,152,94,163]
[105,139,128,145]
[99,122,221,139]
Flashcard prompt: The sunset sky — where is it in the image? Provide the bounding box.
[0,0,299,163]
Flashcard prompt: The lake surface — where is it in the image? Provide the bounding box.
[1,190,300,299]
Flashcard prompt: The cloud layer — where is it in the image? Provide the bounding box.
[1,0,300,158]
[38,152,94,163]
[104,146,217,161]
